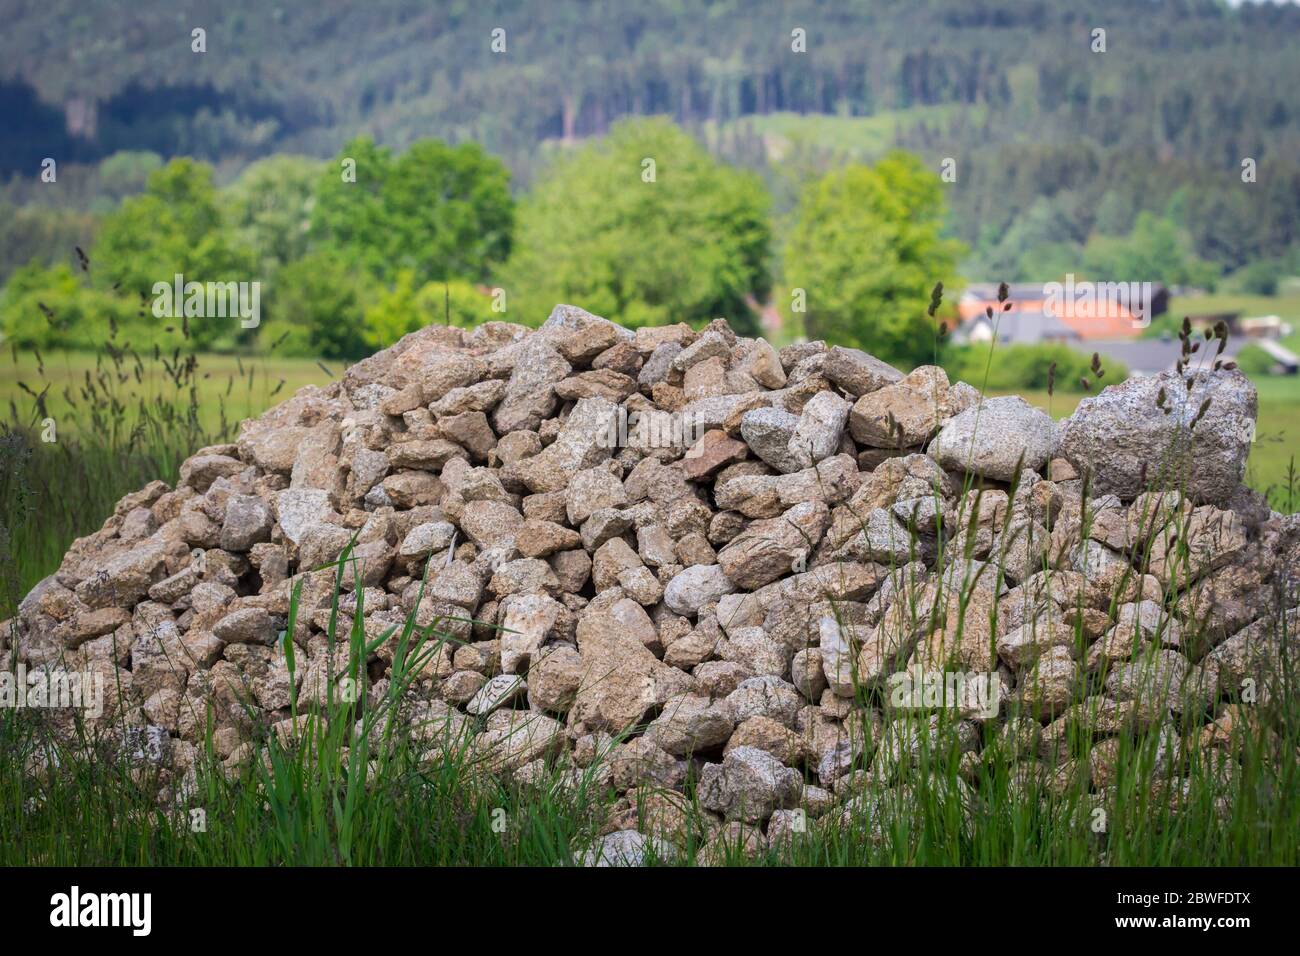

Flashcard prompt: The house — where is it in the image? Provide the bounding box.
[953,281,1169,344]
[1236,315,1293,340]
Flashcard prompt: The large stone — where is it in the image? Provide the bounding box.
[1058,368,1256,505]
[849,366,949,448]
[717,501,830,590]
[663,564,736,617]
[822,345,903,397]
[697,745,802,823]
[570,605,693,733]
[739,407,804,474]
[499,593,565,674]
[928,396,1059,481]
[492,337,571,434]
[643,694,735,756]
[789,390,851,468]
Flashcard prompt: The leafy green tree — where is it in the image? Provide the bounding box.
[227,154,322,273]
[311,136,512,286]
[781,151,964,366]
[267,249,373,360]
[0,261,138,350]
[1082,212,1218,289]
[969,197,1080,282]
[91,158,255,349]
[501,117,771,330]
[96,151,164,204]
[362,272,497,349]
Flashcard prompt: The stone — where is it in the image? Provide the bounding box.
[697,745,802,823]
[499,593,565,674]
[928,396,1059,481]
[681,429,749,481]
[717,501,830,590]
[570,605,693,733]
[644,694,735,756]
[740,406,805,474]
[849,366,949,448]
[492,338,571,434]
[822,345,903,397]
[1058,368,1256,505]
[465,674,526,716]
[663,564,736,617]
[575,830,676,868]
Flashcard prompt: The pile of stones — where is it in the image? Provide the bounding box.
[6,304,1297,865]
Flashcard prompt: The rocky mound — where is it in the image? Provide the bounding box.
[7,305,1298,862]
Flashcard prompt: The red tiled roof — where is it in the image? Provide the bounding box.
[958,297,1140,340]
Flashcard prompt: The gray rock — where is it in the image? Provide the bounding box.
[698,745,803,823]
[398,521,457,560]
[492,337,572,434]
[1059,368,1256,505]
[644,694,736,756]
[740,407,804,474]
[276,489,333,546]
[717,500,830,590]
[663,564,737,617]
[822,345,903,397]
[928,396,1059,481]
[575,830,676,867]
[465,674,527,716]
[789,390,851,468]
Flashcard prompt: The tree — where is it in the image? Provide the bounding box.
[781,152,964,367]
[500,117,771,330]
[91,158,255,350]
[310,136,512,286]
[266,249,373,360]
[1082,212,1219,289]
[0,261,137,350]
[362,272,497,349]
[226,154,322,273]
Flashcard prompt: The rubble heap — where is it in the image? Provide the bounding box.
[7,305,1298,863]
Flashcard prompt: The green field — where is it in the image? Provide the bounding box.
[1,349,333,440]
[707,106,981,163]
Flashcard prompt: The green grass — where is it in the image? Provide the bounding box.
[1,348,333,438]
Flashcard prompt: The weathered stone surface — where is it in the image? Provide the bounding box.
[570,605,693,733]
[663,564,736,617]
[740,406,804,474]
[644,694,735,756]
[717,501,830,590]
[822,346,903,397]
[1059,368,1256,505]
[492,338,571,434]
[929,396,1059,481]
[849,366,948,448]
[698,745,802,823]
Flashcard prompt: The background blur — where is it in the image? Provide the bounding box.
[1,0,1297,547]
